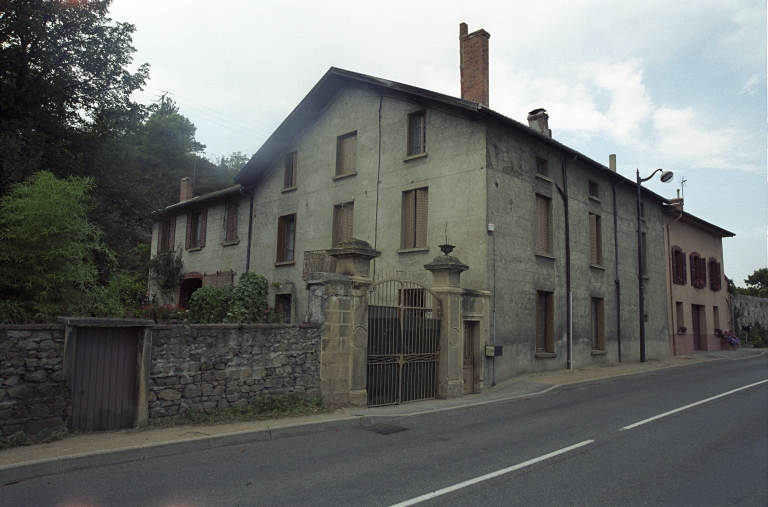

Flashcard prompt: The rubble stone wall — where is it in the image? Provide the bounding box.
[0,325,69,436]
[149,323,321,419]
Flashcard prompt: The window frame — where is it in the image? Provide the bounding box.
[536,291,555,353]
[591,297,605,350]
[158,217,176,254]
[276,213,297,263]
[275,294,292,324]
[185,209,207,250]
[407,111,426,157]
[401,188,429,250]
[709,258,722,291]
[332,201,354,247]
[690,252,707,288]
[223,200,239,244]
[535,194,552,255]
[335,132,357,177]
[535,157,549,178]
[588,180,599,200]
[283,151,297,190]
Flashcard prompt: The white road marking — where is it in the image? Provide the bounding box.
[621,379,768,431]
[387,440,594,507]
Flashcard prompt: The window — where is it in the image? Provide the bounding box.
[676,301,685,332]
[591,298,605,350]
[203,270,234,288]
[690,252,706,288]
[589,213,602,265]
[336,132,357,176]
[713,306,720,332]
[535,195,552,254]
[224,201,238,243]
[672,247,687,285]
[401,188,428,249]
[277,214,296,263]
[407,111,426,156]
[589,180,599,199]
[641,232,648,276]
[536,291,554,353]
[333,202,354,247]
[709,258,722,291]
[275,294,291,324]
[284,152,297,189]
[536,157,549,177]
[158,217,175,254]
[185,209,207,249]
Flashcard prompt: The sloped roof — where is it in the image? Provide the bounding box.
[160,184,243,216]
[234,67,669,203]
[663,205,736,238]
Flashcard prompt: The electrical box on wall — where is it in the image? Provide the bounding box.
[487,223,495,233]
[485,345,502,357]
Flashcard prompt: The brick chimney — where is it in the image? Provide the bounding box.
[460,22,490,107]
[669,189,684,211]
[180,177,194,202]
[527,108,552,138]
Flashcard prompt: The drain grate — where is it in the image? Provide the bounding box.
[365,424,408,435]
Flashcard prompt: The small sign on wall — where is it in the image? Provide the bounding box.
[485,345,502,357]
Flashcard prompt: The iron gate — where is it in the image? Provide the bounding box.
[367,279,441,407]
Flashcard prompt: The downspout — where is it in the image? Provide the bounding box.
[559,154,577,370]
[240,186,255,273]
[612,180,625,362]
[373,96,383,279]
[665,209,684,355]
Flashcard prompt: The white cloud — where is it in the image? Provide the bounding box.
[740,75,760,95]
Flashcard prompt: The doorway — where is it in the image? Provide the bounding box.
[691,304,703,350]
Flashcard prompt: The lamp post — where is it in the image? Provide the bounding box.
[636,168,674,362]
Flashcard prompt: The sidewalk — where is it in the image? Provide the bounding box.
[2,349,764,483]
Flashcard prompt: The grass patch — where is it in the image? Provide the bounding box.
[143,392,330,429]
[0,427,66,450]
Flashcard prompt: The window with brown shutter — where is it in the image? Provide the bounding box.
[336,132,357,176]
[224,201,238,243]
[284,152,297,189]
[401,188,428,249]
[536,291,554,353]
[709,258,722,291]
[333,202,354,247]
[589,213,602,265]
[408,111,426,156]
[535,195,551,254]
[158,217,175,254]
[591,298,605,350]
[690,252,707,288]
[185,209,207,249]
[277,214,296,263]
[672,246,686,285]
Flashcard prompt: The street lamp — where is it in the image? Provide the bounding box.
[636,168,674,362]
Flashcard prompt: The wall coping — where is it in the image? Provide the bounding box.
[151,323,322,330]
[57,317,155,327]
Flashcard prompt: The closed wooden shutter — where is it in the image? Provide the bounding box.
[415,188,428,248]
[337,134,357,175]
[199,209,207,248]
[277,216,286,261]
[284,152,296,188]
[589,213,598,264]
[699,258,707,286]
[185,213,192,249]
[535,196,549,253]
[402,190,416,248]
[169,217,176,252]
[682,252,687,284]
[285,214,295,261]
[333,203,354,246]
[225,201,238,242]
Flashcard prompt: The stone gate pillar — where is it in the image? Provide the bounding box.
[306,239,379,406]
[425,254,469,398]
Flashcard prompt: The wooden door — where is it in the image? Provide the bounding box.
[691,305,701,351]
[463,322,475,395]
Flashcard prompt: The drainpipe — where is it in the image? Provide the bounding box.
[665,209,684,355]
[240,186,255,273]
[560,154,577,370]
[612,180,625,362]
[373,96,383,279]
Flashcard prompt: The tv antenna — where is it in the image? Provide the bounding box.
[680,177,687,200]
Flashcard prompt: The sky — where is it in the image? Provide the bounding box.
[109,0,767,286]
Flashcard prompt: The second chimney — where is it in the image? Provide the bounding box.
[180,177,194,202]
[669,189,684,211]
[527,108,552,138]
[460,23,490,107]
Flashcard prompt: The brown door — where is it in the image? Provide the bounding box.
[463,322,475,395]
[69,327,139,432]
[691,305,701,351]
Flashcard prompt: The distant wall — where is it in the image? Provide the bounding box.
[732,294,768,331]
[0,325,69,436]
[148,324,321,419]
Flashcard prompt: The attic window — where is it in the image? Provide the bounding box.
[589,180,599,199]
[284,152,297,189]
[536,157,549,178]
[408,111,426,156]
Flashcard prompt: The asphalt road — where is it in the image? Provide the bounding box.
[3,354,767,507]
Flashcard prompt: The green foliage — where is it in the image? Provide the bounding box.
[148,249,184,302]
[0,427,67,450]
[0,172,116,323]
[187,272,270,324]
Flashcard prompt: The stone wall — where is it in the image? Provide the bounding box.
[0,325,69,436]
[732,294,768,332]
[148,323,321,419]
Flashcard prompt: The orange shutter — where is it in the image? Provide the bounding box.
[341,204,353,243]
[338,135,356,175]
[415,188,428,248]
[225,201,238,242]
[535,196,549,253]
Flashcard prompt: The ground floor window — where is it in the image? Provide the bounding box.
[536,291,554,353]
[591,298,604,350]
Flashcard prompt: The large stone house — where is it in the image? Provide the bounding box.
[151,24,674,391]
[662,193,735,354]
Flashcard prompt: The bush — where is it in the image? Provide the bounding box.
[148,249,184,303]
[187,285,234,323]
[188,272,270,324]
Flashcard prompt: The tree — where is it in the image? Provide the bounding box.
[737,268,768,298]
[0,0,149,193]
[0,172,112,323]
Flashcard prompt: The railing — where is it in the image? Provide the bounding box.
[302,250,337,280]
